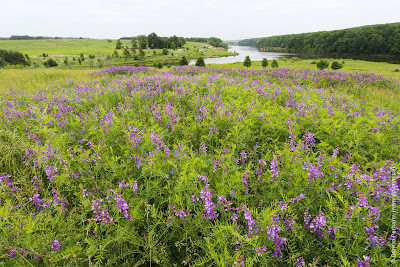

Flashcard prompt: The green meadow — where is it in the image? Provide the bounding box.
[0,39,237,69]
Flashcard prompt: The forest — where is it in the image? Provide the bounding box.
[239,23,400,55]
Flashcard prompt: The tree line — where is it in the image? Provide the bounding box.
[119,33,227,50]
[239,23,400,55]
[1,35,85,40]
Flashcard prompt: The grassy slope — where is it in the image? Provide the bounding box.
[0,39,237,69]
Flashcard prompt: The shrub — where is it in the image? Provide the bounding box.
[317,59,329,70]
[331,61,343,70]
[243,56,251,68]
[271,59,279,68]
[44,58,58,67]
[116,40,122,49]
[157,62,163,69]
[179,56,189,66]
[162,48,168,55]
[195,57,205,67]
[0,49,30,67]
[261,58,268,68]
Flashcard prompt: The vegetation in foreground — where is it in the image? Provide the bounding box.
[0,66,399,266]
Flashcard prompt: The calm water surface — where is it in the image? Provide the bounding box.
[189,46,296,65]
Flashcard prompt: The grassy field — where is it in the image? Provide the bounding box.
[2,58,399,114]
[0,66,398,266]
[0,68,95,94]
[212,58,400,81]
[0,39,237,69]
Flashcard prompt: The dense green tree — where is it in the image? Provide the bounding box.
[179,56,189,66]
[148,32,161,49]
[157,62,163,69]
[171,42,176,50]
[243,56,251,68]
[137,35,148,49]
[239,22,400,55]
[162,48,168,55]
[208,37,228,49]
[195,57,205,67]
[317,59,329,70]
[116,40,122,50]
[271,59,279,68]
[261,58,268,68]
[0,49,30,67]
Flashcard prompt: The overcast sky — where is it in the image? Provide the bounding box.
[1,0,399,40]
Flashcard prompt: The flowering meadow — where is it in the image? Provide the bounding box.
[0,66,399,266]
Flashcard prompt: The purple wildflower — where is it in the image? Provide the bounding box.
[253,246,267,256]
[130,180,138,194]
[356,256,370,267]
[51,240,61,250]
[270,155,279,180]
[309,212,327,237]
[303,132,316,149]
[296,257,306,267]
[327,226,338,241]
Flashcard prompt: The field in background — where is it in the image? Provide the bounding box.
[0,39,237,69]
[213,58,400,81]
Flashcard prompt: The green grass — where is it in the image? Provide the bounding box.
[0,68,94,94]
[213,58,400,81]
[0,39,237,69]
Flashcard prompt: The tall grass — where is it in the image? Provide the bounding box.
[0,68,94,94]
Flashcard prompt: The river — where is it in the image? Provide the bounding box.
[189,46,296,65]
[189,45,400,65]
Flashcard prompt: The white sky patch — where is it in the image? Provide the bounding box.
[0,0,399,40]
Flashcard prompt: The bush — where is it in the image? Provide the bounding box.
[261,58,268,68]
[157,62,163,69]
[271,59,279,68]
[43,58,58,67]
[116,40,122,49]
[317,59,329,70]
[162,48,168,55]
[0,49,30,67]
[179,56,189,66]
[195,57,205,67]
[331,61,343,70]
[243,56,251,68]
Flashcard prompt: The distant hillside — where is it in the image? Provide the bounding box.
[239,23,400,55]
